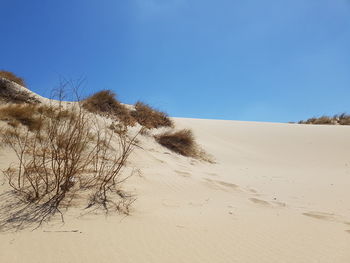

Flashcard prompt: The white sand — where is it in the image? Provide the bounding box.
[0,116,349,262]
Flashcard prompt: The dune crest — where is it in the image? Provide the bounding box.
[0,85,349,262]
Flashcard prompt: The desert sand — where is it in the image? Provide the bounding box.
[0,114,349,262]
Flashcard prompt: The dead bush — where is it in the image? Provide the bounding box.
[1,105,88,206]
[131,101,173,129]
[82,90,135,126]
[0,100,139,230]
[155,129,197,157]
[0,70,26,87]
[85,124,139,212]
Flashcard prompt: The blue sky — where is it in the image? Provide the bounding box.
[1,0,350,122]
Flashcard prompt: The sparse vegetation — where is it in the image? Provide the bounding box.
[335,113,350,125]
[0,78,213,230]
[82,90,136,126]
[298,113,350,125]
[0,104,43,131]
[131,101,173,129]
[155,129,197,157]
[0,95,139,230]
[0,77,40,104]
[0,70,26,87]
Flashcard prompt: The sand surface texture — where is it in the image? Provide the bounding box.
[0,117,349,262]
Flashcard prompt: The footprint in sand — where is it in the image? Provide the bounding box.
[249,198,271,206]
[272,201,287,207]
[151,155,166,164]
[216,180,239,189]
[204,178,239,191]
[190,160,198,165]
[302,211,334,220]
[175,170,192,177]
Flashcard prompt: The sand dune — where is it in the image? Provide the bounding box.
[0,115,349,262]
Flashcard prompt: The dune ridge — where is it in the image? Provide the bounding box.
[0,83,349,262]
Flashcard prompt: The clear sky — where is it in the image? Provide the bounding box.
[1,0,349,122]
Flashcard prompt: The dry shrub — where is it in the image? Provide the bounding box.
[312,116,333,125]
[82,90,135,126]
[0,70,26,87]
[0,78,40,104]
[1,105,88,205]
[131,101,173,129]
[155,129,196,157]
[335,113,350,125]
[0,104,66,131]
[0,101,139,230]
[0,104,42,131]
[85,124,139,212]
[298,113,350,125]
[140,127,151,136]
[298,118,315,124]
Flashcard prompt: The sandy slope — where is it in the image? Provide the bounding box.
[0,117,349,263]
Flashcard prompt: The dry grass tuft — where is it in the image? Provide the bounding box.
[298,113,350,125]
[0,70,26,87]
[131,101,173,129]
[0,104,68,131]
[311,116,333,125]
[0,78,40,104]
[82,90,136,126]
[0,104,43,131]
[155,129,197,157]
[335,113,350,125]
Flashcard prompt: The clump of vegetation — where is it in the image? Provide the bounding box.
[0,98,139,230]
[0,75,40,104]
[298,113,350,125]
[335,113,350,125]
[0,70,26,87]
[0,104,69,131]
[82,90,136,126]
[131,101,173,129]
[155,129,197,157]
[0,71,214,230]
[301,116,333,125]
[0,104,43,131]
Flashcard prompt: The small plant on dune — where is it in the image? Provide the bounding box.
[85,124,139,212]
[0,73,40,104]
[0,70,26,87]
[1,105,89,206]
[335,113,350,125]
[298,113,350,125]
[0,94,140,230]
[155,129,197,157]
[313,116,333,125]
[131,101,173,129]
[82,90,136,126]
[0,104,43,131]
